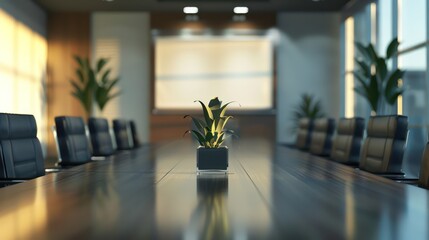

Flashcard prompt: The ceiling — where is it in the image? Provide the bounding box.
[34,0,351,12]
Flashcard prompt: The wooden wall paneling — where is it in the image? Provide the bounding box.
[47,12,90,159]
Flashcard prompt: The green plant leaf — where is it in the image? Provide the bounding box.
[74,55,85,68]
[384,69,405,104]
[75,69,85,83]
[184,130,205,146]
[386,89,404,105]
[376,57,387,81]
[195,100,214,126]
[386,38,399,59]
[96,58,108,73]
[368,75,379,111]
[214,132,225,147]
[366,44,379,62]
[216,116,233,133]
[205,131,214,145]
[88,69,97,89]
[219,101,238,117]
[208,97,222,109]
[101,69,111,85]
[184,115,206,134]
[353,72,369,87]
[106,78,119,93]
[355,42,372,62]
[355,58,371,77]
[354,86,367,98]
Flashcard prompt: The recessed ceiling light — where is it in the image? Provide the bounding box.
[183,6,198,14]
[233,6,249,14]
[103,0,114,2]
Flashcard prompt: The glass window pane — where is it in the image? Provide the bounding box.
[378,0,392,53]
[399,0,426,50]
[398,47,428,177]
[0,9,15,69]
[353,5,372,118]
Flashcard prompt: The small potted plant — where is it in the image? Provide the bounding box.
[184,97,235,172]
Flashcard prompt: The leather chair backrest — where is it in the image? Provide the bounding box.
[129,121,141,148]
[330,117,365,164]
[55,116,91,165]
[0,113,45,179]
[113,119,133,150]
[295,118,313,150]
[88,118,114,156]
[309,118,336,156]
[359,115,408,174]
[418,142,429,189]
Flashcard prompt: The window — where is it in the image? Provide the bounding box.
[398,0,426,50]
[0,9,47,152]
[342,0,429,177]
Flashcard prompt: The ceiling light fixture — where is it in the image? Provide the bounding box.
[233,6,249,14]
[183,6,198,14]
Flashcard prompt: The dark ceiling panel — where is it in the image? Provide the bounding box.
[158,0,269,2]
[34,0,351,12]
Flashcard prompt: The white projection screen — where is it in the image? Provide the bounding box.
[154,36,273,111]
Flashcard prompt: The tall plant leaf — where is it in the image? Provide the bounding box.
[355,58,371,77]
[96,58,108,72]
[384,69,405,104]
[386,38,399,59]
[355,42,372,62]
[195,100,214,126]
[376,58,387,81]
[366,44,378,62]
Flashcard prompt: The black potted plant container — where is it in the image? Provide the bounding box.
[184,97,236,172]
[197,146,228,171]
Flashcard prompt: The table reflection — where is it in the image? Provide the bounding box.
[0,179,47,239]
[185,174,229,239]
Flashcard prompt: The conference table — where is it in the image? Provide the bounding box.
[0,138,428,239]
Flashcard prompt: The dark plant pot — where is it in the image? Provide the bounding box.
[197,146,228,171]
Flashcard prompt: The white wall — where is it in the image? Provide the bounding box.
[276,13,341,143]
[92,12,151,143]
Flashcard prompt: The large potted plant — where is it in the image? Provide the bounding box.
[290,93,325,133]
[184,97,235,171]
[70,56,120,116]
[353,38,405,115]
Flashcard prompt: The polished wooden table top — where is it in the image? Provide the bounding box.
[0,138,428,239]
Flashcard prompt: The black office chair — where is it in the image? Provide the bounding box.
[330,117,365,165]
[55,116,92,165]
[0,113,45,181]
[113,119,134,150]
[359,115,408,176]
[295,118,314,150]
[88,117,114,156]
[129,120,141,148]
[309,118,335,156]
